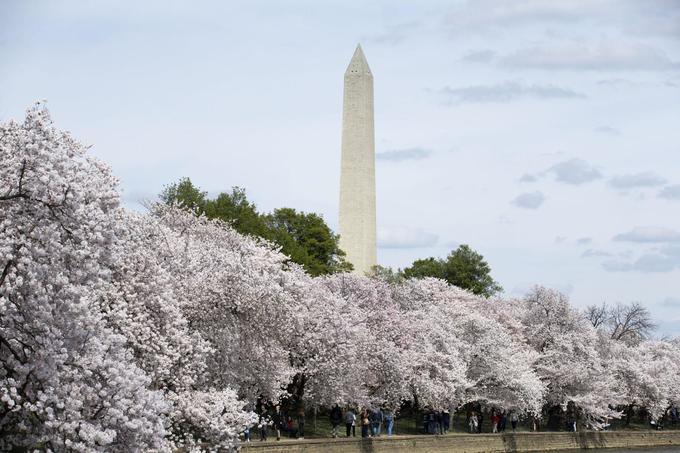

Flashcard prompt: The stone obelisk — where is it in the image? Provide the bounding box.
[339,44,377,275]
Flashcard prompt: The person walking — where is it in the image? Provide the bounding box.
[345,407,356,437]
[491,410,500,433]
[272,406,283,441]
[259,417,268,441]
[499,411,507,432]
[384,408,395,436]
[297,407,305,439]
[477,410,484,434]
[510,411,519,432]
[286,416,296,438]
[370,407,383,436]
[469,411,478,434]
[360,408,371,438]
[330,404,342,438]
[442,409,451,434]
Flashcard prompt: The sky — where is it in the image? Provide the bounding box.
[2,0,680,335]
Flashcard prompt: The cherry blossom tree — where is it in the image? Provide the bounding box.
[4,103,679,450]
[0,103,167,451]
[605,337,680,424]
[521,286,619,426]
[393,279,544,414]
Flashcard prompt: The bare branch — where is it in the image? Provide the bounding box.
[585,303,608,328]
[609,302,657,344]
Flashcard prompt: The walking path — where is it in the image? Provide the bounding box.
[241,430,680,453]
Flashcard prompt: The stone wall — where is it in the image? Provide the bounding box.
[241,431,680,452]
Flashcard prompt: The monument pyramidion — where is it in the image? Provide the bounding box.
[339,44,377,275]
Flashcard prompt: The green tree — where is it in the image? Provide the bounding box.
[265,208,352,276]
[205,188,271,238]
[367,265,403,284]
[401,257,445,280]
[401,244,502,297]
[159,177,207,213]
[159,178,351,276]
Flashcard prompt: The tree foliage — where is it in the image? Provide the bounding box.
[160,178,351,276]
[401,244,503,297]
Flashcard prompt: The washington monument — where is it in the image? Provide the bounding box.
[339,44,377,275]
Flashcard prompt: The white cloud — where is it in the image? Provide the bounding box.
[614,227,680,243]
[662,297,680,308]
[609,172,666,189]
[581,249,613,258]
[548,158,602,185]
[378,226,438,249]
[595,126,621,135]
[501,43,680,71]
[444,0,599,31]
[659,184,680,200]
[603,254,678,273]
[632,254,678,272]
[512,191,545,209]
[461,49,497,63]
[438,81,585,104]
[602,243,680,273]
[519,173,539,182]
[602,260,633,272]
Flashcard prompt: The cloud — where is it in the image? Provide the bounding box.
[609,172,666,189]
[365,21,420,46]
[576,237,592,245]
[519,173,539,182]
[554,236,567,244]
[581,249,613,258]
[662,297,680,308]
[595,126,621,135]
[548,158,602,185]
[512,191,545,209]
[659,184,680,200]
[633,254,678,272]
[444,1,680,42]
[605,235,680,273]
[596,78,636,87]
[437,81,585,104]
[378,226,438,249]
[376,147,433,162]
[500,43,680,71]
[614,226,680,243]
[602,260,633,272]
[663,245,680,260]
[603,254,678,273]
[444,1,598,32]
[461,49,497,63]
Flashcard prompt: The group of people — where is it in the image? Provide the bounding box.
[335,405,396,438]
[247,406,526,442]
[467,409,520,434]
[247,406,306,442]
[249,404,396,442]
[421,409,451,434]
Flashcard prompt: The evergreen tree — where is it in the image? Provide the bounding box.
[402,244,502,297]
